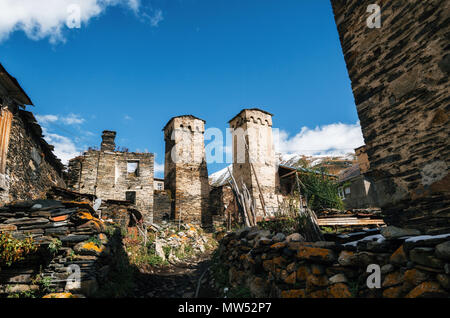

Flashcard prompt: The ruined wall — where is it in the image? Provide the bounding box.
[153,190,171,224]
[229,109,279,218]
[4,109,65,202]
[67,132,154,224]
[163,116,211,228]
[330,0,450,233]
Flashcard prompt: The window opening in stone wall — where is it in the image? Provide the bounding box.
[125,191,136,204]
[344,187,351,196]
[127,161,139,177]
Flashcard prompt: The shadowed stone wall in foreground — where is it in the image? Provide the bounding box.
[331,0,449,233]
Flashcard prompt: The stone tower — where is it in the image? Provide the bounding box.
[163,115,211,227]
[229,108,278,218]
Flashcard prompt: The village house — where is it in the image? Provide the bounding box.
[66,130,155,224]
[338,145,379,209]
[0,63,65,203]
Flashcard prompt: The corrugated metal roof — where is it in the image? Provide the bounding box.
[338,163,361,183]
[278,164,337,178]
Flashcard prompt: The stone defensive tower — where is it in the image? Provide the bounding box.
[163,115,211,227]
[331,0,450,233]
[229,108,278,218]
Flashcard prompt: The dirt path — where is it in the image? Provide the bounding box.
[134,251,219,298]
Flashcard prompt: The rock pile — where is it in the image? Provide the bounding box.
[0,199,117,297]
[215,226,450,298]
[148,221,213,262]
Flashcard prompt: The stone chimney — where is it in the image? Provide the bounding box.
[101,130,116,152]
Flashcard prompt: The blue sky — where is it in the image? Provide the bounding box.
[0,0,363,177]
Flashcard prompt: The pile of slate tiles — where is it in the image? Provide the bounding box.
[0,199,113,297]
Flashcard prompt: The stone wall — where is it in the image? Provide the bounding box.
[67,132,154,224]
[216,226,450,298]
[229,109,279,218]
[330,0,450,233]
[3,109,65,202]
[153,190,171,224]
[0,199,118,297]
[163,116,211,228]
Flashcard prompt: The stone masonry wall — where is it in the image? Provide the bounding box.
[164,116,211,228]
[153,190,171,224]
[330,0,450,233]
[67,149,154,224]
[217,226,450,298]
[5,110,65,202]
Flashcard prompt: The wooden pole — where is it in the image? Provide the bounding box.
[242,136,267,217]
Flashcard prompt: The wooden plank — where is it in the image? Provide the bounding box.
[318,218,385,226]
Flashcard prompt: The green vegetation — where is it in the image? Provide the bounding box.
[294,160,344,211]
[227,286,252,298]
[0,232,38,267]
[7,272,56,298]
[258,217,299,235]
[48,238,62,255]
[86,235,102,248]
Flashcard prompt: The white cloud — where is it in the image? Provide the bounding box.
[36,113,85,125]
[42,130,81,164]
[148,9,163,27]
[35,114,58,124]
[154,160,164,178]
[274,122,365,156]
[124,115,132,120]
[61,113,85,125]
[0,0,161,43]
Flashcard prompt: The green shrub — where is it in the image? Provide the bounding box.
[0,232,38,267]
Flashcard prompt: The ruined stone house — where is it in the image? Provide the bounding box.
[331,0,449,233]
[66,130,154,224]
[0,63,65,203]
[163,115,211,227]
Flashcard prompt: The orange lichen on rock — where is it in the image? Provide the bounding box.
[390,245,407,265]
[281,289,306,298]
[296,265,308,281]
[309,289,329,298]
[82,242,103,253]
[405,281,448,298]
[402,269,430,288]
[270,242,286,250]
[43,292,76,298]
[383,286,403,298]
[272,256,287,267]
[297,246,336,263]
[284,272,296,285]
[382,271,403,288]
[306,274,328,288]
[328,283,352,298]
